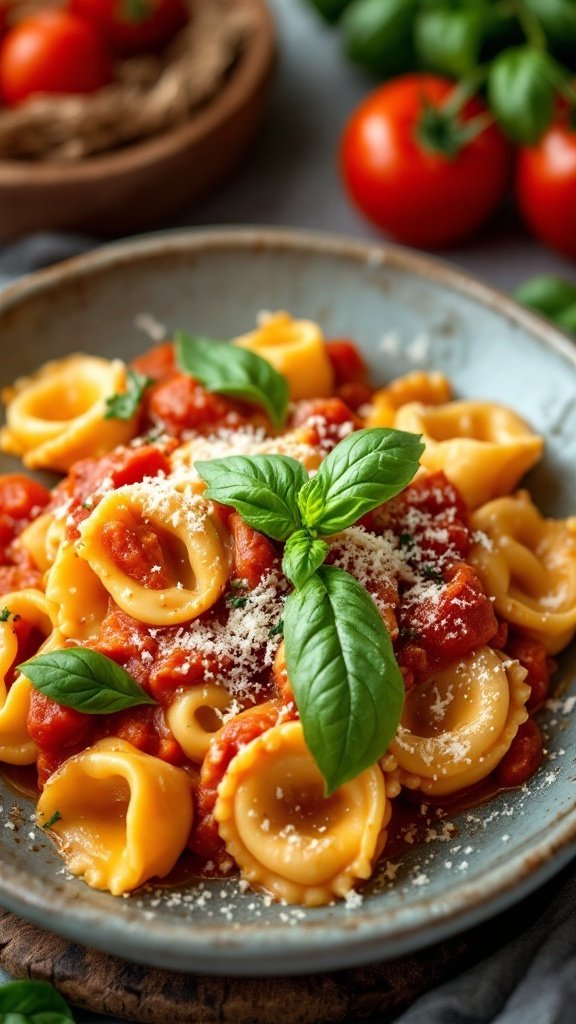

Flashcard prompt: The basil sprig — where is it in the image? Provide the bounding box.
[0,980,74,1022]
[197,426,423,793]
[105,369,152,421]
[284,566,405,792]
[175,332,290,429]
[19,648,156,714]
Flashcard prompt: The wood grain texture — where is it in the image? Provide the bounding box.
[0,907,498,1024]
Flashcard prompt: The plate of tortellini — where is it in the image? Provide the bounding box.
[0,226,574,976]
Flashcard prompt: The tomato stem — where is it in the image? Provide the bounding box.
[415,72,491,160]
[512,0,547,51]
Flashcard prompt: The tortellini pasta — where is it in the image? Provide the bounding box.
[389,648,530,796]
[233,312,334,400]
[77,481,230,626]
[46,539,110,641]
[215,720,389,906]
[0,590,59,765]
[470,492,576,654]
[37,738,194,895]
[0,355,137,472]
[166,684,232,763]
[394,400,543,508]
[364,371,452,429]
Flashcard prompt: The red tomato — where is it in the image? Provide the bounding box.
[0,10,113,107]
[341,74,511,248]
[516,117,576,260]
[71,0,188,56]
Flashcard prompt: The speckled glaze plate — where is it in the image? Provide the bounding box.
[0,228,575,976]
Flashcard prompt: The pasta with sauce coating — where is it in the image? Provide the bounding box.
[233,312,335,400]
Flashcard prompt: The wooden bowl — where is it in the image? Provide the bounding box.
[0,0,275,240]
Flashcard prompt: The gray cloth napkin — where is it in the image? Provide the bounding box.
[0,234,574,1024]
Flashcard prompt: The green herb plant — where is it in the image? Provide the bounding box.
[308,0,576,146]
[18,427,423,796]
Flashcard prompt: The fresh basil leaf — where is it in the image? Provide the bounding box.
[342,0,417,77]
[175,332,289,429]
[415,6,486,78]
[0,981,73,1018]
[514,275,576,318]
[284,565,404,794]
[297,428,423,535]
[282,529,329,589]
[196,454,307,541]
[488,46,559,144]
[0,1013,74,1024]
[104,369,151,421]
[18,649,156,714]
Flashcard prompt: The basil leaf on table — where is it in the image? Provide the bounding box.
[18,649,156,714]
[0,981,73,1020]
[282,529,329,590]
[283,565,404,795]
[197,454,307,540]
[175,332,290,429]
[297,428,424,535]
[487,46,559,144]
[104,369,152,421]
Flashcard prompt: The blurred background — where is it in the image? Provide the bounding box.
[0,0,575,316]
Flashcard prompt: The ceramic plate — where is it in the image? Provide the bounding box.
[0,228,574,976]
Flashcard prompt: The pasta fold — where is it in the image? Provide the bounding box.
[394,400,543,508]
[471,492,576,653]
[364,371,452,429]
[37,737,194,895]
[389,647,530,796]
[166,684,232,763]
[0,355,137,472]
[76,481,230,626]
[215,720,389,906]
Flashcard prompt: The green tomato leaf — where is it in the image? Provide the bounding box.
[342,0,418,77]
[297,428,423,535]
[104,369,152,421]
[488,46,560,144]
[415,6,486,78]
[0,981,73,1019]
[282,529,329,589]
[284,566,404,794]
[514,275,576,318]
[196,454,307,541]
[175,332,289,429]
[555,301,576,335]
[18,649,157,714]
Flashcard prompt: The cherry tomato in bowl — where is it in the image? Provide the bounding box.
[516,114,576,261]
[71,0,189,56]
[340,74,512,249]
[0,9,113,107]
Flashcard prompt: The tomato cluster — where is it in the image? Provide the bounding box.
[341,73,576,259]
[0,0,188,107]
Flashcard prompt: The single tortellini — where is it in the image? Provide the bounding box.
[233,312,334,401]
[166,683,232,763]
[470,491,576,654]
[394,400,543,508]
[364,371,452,429]
[0,355,137,472]
[46,539,110,641]
[215,720,389,906]
[77,480,230,626]
[18,512,57,573]
[37,738,194,895]
[389,647,530,797]
[0,590,59,765]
